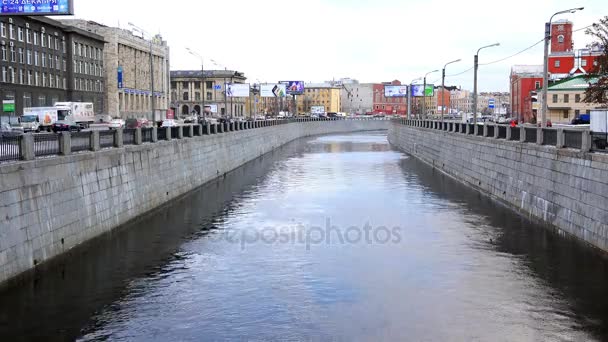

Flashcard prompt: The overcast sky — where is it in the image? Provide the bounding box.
[73,0,606,92]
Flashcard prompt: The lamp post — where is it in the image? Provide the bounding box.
[473,43,500,125]
[186,48,205,118]
[441,59,461,122]
[422,70,439,119]
[541,7,584,127]
[128,23,156,123]
[408,77,422,119]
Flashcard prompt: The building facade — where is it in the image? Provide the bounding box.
[510,65,543,122]
[0,16,105,123]
[170,70,248,118]
[372,80,407,115]
[60,20,170,121]
[543,76,602,123]
[340,82,373,114]
[298,83,341,114]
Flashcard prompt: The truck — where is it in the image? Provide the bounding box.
[591,110,608,149]
[53,102,95,128]
[21,107,63,132]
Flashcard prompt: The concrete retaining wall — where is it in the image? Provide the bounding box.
[388,121,608,252]
[0,120,388,285]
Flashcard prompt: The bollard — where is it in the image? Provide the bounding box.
[135,128,143,145]
[114,128,124,147]
[19,133,35,161]
[556,129,565,148]
[151,127,158,142]
[91,130,101,151]
[536,127,543,145]
[581,130,592,152]
[519,126,526,143]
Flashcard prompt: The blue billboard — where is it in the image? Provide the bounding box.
[1,0,74,16]
[282,81,304,95]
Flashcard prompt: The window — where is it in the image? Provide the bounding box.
[17,27,23,42]
[552,94,558,103]
[206,81,213,89]
[33,31,38,45]
[55,56,59,70]
[1,45,6,61]
[575,109,580,117]
[182,81,188,88]
[63,59,66,72]
[557,35,564,43]
[207,92,212,101]
[23,92,32,108]
[26,50,31,65]
[54,38,59,51]
[1,66,6,83]
[47,35,52,49]
[48,54,53,68]
[74,78,78,90]
[62,40,66,53]
[194,81,201,89]
[78,61,82,73]
[42,73,47,87]
[74,60,77,73]
[38,94,46,106]
[18,48,24,64]
[554,60,560,68]
[575,94,581,103]
[41,52,46,67]
[564,94,569,103]
[171,81,177,89]
[195,92,201,101]
[0,23,5,38]
[535,81,541,89]
[35,71,39,86]
[19,69,24,84]
[563,110,569,119]
[183,92,189,101]
[8,67,14,83]
[26,28,31,43]
[63,78,66,90]
[41,32,45,47]
[581,59,587,67]
[27,70,32,85]
[34,51,39,66]
[9,24,15,40]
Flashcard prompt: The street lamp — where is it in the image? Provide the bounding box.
[408,77,422,119]
[186,48,205,117]
[441,59,461,122]
[128,22,156,123]
[473,43,500,125]
[422,70,439,119]
[541,7,584,127]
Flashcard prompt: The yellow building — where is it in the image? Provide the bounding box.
[297,84,341,114]
[546,76,601,123]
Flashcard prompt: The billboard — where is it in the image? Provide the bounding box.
[1,0,74,16]
[283,81,305,95]
[384,85,408,97]
[226,83,250,97]
[411,84,435,97]
[205,104,218,114]
[311,106,325,115]
[260,84,287,98]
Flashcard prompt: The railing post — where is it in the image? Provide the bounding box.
[494,124,500,139]
[187,125,194,138]
[483,124,489,137]
[165,127,172,140]
[204,123,210,135]
[135,128,143,145]
[58,131,71,155]
[473,124,479,136]
[219,123,224,133]
[581,130,592,152]
[151,127,158,142]
[114,128,124,147]
[91,131,100,151]
[20,133,35,161]
[536,127,544,145]
[556,128,565,148]
[506,126,512,140]
[519,126,526,143]
[465,124,471,135]
[177,126,184,139]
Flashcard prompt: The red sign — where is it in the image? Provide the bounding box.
[166,109,175,120]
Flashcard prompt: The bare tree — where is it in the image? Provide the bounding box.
[583,16,608,105]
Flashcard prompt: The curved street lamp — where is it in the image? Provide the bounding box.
[186,48,206,117]
[473,43,500,125]
[541,7,584,127]
[441,59,461,122]
[422,70,439,119]
[408,77,422,119]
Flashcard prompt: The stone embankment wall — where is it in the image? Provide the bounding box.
[0,120,388,285]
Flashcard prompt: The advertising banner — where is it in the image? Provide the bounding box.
[226,84,250,97]
[2,100,15,112]
[411,84,435,97]
[117,66,123,89]
[311,106,325,115]
[205,104,218,114]
[260,84,287,98]
[1,0,74,16]
[283,81,305,95]
[384,85,408,97]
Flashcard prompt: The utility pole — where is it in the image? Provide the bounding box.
[441,59,461,122]
[473,43,500,125]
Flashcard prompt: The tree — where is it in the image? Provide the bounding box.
[583,16,608,105]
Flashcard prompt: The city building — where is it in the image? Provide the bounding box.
[450,89,472,114]
[510,20,603,123]
[298,83,341,114]
[0,15,105,123]
[340,82,373,114]
[425,87,451,116]
[541,75,601,123]
[170,70,248,118]
[60,19,171,121]
[373,80,407,115]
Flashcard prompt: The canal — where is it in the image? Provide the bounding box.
[2,131,608,341]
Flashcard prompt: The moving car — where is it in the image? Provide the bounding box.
[52,120,81,133]
[108,118,125,130]
[161,119,179,127]
[125,118,153,129]
[0,123,24,136]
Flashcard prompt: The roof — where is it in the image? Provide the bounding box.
[511,65,543,76]
[548,75,598,91]
[305,83,340,89]
[171,70,246,79]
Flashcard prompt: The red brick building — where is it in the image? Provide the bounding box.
[372,80,407,115]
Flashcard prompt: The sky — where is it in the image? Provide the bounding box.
[73,0,607,92]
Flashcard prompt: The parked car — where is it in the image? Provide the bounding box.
[125,118,152,129]
[161,119,179,127]
[52,120,81,132]
[218,117,235,124]
[108,118,125,130]
[0,123,24,136]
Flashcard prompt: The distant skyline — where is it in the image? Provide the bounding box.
[72,0,607,92]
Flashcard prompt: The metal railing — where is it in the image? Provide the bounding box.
[123,129,136,145]
[476,125,484,136]
[142,128,153,143]
[467,124,475,135]
[99,131,114,148]
[543,129,557,146]
[0,135,21,162]
[497,125,507,139]
[486,125,495,138]
[592,133,608,151]
[157,128,167,140]
[509,128,520,141]
[564,130,582,149]
[171,127,180,138]
[71,132,92,152]
[34,133,60,157]
[193,125,201,136]
[524,127,537,143]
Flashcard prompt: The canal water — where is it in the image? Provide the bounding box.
[2,131,608,341]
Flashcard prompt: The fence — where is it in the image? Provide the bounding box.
[510,128,520,141]
[592,133,608,151]
[524,127,537,143]
[543,129,557,146]
[157,128,167,141]
[123,129,136,145]
[34,134,60,157]
[99,131,114,148]
[564,130,582,149]
[71,132,92,152]
[142,128,153,143]
[0,135,21,162]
